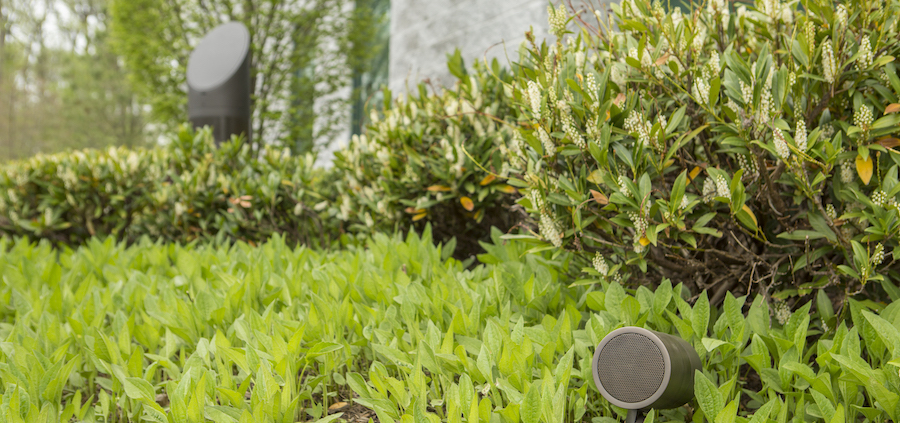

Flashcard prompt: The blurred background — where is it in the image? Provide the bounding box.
[0,0,596,164]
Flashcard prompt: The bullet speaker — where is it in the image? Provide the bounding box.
[592,327,701,422]
[187,21,252,145]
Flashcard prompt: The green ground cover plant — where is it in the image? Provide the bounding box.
[1,228,899,422]
[503,0,900,308]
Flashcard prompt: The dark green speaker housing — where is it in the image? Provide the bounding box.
[591,326,702,414]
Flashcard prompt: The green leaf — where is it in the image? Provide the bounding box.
[311,413,344,423]
[123,377,155,402]
[693,291,710,339]
[708,77,721,106]
[862,311,900,356]
[521,381,542,423]
[694,370,724,419]
[715,399,738,423]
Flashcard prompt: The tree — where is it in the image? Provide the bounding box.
[0,0,146,161]
[108,0,378,155]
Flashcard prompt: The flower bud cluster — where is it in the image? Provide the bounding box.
[857,35,873,70]
[715,174,731,199]
[618,174,631,195]
[826,203,837,220]
[624,111,653,148]
[693,77,711,105]
[539,212,563,248]
[737,154,759,178]
[795,119,808,151]
[872,243,885,266]
[527,80,542,118]
[585,72,600,111]
[593,252,609,275]
[854,104,873,133]
[538,126,556,155]
[872,190,887,207]
[822,38,837,84]
[805,21,816,54]
[773,128,790,160]
[774,300,791,325]
[530,189,546,212]
[835,4,848,27]
[840,160,855,184]
[740,81,753,104]
[628,211,648,235]
[703,178,716,202]
[558,101,586,148]
[705,51,721,80]
[548,4,568,37]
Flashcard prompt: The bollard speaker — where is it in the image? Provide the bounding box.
[187,21,252,145]
[591,327,701,422]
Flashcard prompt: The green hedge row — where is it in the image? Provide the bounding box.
[0,52,519,258]
[0,127,345,249]
[332,54,523,258]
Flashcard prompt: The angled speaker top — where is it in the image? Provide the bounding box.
[187,21,250,92]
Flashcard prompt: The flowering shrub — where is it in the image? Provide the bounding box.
[0,126,344,248]
[506,0,900,307]
[333,51,524,258]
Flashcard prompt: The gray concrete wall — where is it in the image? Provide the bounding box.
[388,0,551,95]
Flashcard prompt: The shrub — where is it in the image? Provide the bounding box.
[506,0,900,307]
[0,126,344,248]
[333,51,525,259]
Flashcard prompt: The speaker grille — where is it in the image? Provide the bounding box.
[596,332,666,404]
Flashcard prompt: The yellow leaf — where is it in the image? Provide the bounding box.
[479,174,496,185]
[663,159,675,168]
[427,185,452,192]
[590,189,609,205]
[886,103,900,114]
[460,196,475,211]
[587,169,604,184]
[281,180,294,187]
[576,73,583,83]
[741,204,758,228]
[605,110,611,121]
[689,166,702,181]
[639,236,650,246]
[856,155,873,185]
[474,209,484,221]
[413,212,428,221]
[329,402,348,410]
[497,185,518,194]
[405,207,426,214]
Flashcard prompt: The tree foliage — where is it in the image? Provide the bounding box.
[0,0,145,161]
[108,0,379,154]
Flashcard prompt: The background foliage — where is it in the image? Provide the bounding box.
[108,0,380,155]
[0,0,146,161]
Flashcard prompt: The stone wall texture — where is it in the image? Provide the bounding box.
[388,0,551,95]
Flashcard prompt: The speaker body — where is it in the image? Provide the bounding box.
[187,21,252,145]
[592,327,701,411]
